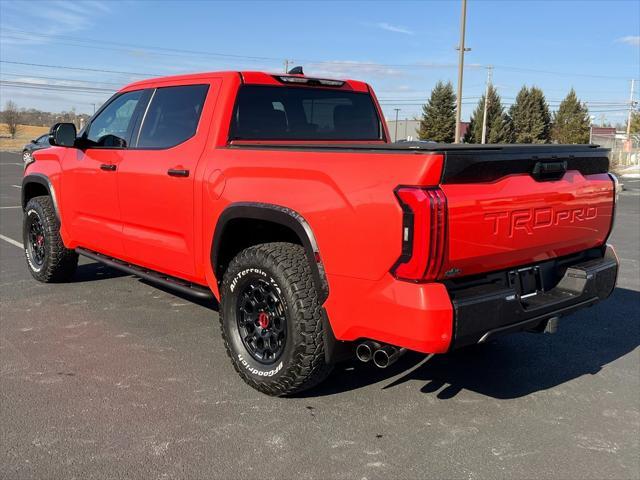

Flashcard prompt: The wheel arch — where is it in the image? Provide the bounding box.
[22,173,60,220]
[211,202,329,304]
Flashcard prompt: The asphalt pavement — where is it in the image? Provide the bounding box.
[1,150,639,480]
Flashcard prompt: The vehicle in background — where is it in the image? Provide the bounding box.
[21,68,618,396]
[22,134,50,165]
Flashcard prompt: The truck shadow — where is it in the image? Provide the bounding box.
[71,262,129,282]
[71,261,219,310]
[302,287,639,399]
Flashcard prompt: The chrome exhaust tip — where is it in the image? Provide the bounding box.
[355,341,381,363]
[372,345,407,368]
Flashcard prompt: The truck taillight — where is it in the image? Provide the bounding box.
[391,186,447,282]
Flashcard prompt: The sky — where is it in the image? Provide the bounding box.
[0,0,638,124]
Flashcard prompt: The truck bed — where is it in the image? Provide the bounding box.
[229,142,610,184]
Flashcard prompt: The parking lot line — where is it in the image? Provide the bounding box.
[11,185,21,189]
[0,234,22,249]
[0,206,21,209]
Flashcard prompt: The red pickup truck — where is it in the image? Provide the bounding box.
[22,69,618,396]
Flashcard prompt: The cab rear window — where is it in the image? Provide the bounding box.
[229,85,382,141]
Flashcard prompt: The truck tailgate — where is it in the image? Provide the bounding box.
[440,170,614,278]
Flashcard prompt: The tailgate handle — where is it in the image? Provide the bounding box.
[532,160,567,181]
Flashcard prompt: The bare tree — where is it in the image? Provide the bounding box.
[2,101,22,138]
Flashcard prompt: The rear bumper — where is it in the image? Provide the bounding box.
[325,245,618,355]
[449,244,618,349]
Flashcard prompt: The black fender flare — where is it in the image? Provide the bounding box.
[211,202,329,303]
[22,173,60,220]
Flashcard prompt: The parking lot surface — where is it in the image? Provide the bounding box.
[1,150,638,479]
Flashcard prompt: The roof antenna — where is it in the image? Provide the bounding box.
[287,66,304,75]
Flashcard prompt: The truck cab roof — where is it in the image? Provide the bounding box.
[121,70,369,93]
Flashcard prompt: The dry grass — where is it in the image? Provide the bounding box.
[0,124,49,151]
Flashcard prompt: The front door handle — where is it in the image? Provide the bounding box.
[167,168,189,177]
[100,164,117,171]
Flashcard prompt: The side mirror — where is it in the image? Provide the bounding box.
[49,122,77,147]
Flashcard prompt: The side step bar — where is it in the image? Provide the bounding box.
[76,247,214,301]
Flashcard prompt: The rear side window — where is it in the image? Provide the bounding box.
[230,86,382,141]
[136,84,209,149]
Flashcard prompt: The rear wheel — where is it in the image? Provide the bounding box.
[23,196,78,282]
[219,242,332,396]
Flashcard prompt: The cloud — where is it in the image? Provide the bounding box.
[0,0,111,45]
[617,35,640,46]
[305,61,406,79]
[374,22,414,35]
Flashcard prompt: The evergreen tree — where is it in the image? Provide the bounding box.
[418,81,456,142]
[551,89,591,144]
[508,86,551,143]
[630,111,640,134]
[464,84,510,143]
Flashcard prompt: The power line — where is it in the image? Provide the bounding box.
[0,31,282,62]
[491,64,637,81]
[0,71,123,87]
[0,81,114,95]
[0,60,158,77]
[2,31,635,80]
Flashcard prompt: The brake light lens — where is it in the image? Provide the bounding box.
[275,76,345,87]
[391,187,447,282]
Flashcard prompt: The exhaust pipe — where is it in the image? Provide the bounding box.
[373,345,407,368]
[355,341,381,363]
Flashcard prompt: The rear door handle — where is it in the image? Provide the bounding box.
[100,164,117,171]
[167,168,190,177]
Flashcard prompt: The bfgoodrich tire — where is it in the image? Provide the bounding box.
[23,195,78,282]
[219,242,332,396]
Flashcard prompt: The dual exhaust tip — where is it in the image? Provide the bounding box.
[356,341,406,368]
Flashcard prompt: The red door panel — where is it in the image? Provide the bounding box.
[117,81,219,281]
[60,148,124,257]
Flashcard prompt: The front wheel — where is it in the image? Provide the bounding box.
[219,242,332,396]
[23,195,78,282]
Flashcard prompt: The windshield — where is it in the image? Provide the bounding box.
[230,85,382,141]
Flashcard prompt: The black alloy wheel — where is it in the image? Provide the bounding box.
[26,210,46,269]
[236,278,288,364]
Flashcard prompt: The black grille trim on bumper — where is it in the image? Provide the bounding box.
[448,245,618,349]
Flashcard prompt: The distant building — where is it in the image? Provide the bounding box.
[385,119,469,142]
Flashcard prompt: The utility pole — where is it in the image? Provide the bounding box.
[626,78,636,165]
[480,66,493,144]
[394,108,401,141]
[284,59,295,73]
[454,0,469,143]
[626,78,635,139]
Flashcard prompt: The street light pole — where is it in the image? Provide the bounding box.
[454,0,468,144]
[394,108,400,141]
[481,66,493,144]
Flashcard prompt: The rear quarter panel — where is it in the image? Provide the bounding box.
[201,148,444,284]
